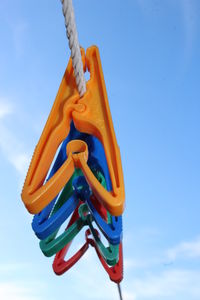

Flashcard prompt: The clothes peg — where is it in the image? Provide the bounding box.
[53,224,123,283]
[86,230,123,283]
[32,123,122,244]
[53,209,90,275]
[73,175,122,245]
[38,162,119,265]
[31,122,89,239]
[21,46,125,216]
[32,169,82,239]
[40,202,119,266]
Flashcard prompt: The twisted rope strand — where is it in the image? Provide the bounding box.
[61,0,86,96]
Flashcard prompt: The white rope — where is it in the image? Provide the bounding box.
[61,0,86,97]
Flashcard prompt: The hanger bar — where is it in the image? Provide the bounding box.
[117,283,123,300]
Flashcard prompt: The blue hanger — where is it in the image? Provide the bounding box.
[73,176,122,245]
[32,122,122,245]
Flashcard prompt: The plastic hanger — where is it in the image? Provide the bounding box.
[53,216,123,283]
[40,202,119,266]
[32,169,82,239]
[73,175,122,245]
[39,170,119,265]
[32,123,122,244]
[21,46,125,216]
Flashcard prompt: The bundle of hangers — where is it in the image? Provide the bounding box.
[21,0,125,298]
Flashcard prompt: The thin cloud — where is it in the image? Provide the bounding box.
[130,269,200,299]
[0,123,30,177]
[124,258,148,270]
[0,281,44,300]
[0,98,30,178]
[121,234,200,299]
[167,236,200,261]
[0,262,30,273]
[0,262,46,300]
[0,100,13,119]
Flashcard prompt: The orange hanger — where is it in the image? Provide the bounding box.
[21,46,125,216]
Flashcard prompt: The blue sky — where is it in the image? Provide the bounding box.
[0,0,200,299]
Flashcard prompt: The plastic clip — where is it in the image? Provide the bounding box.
[32,123,122,243]
[22,46,125,216]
